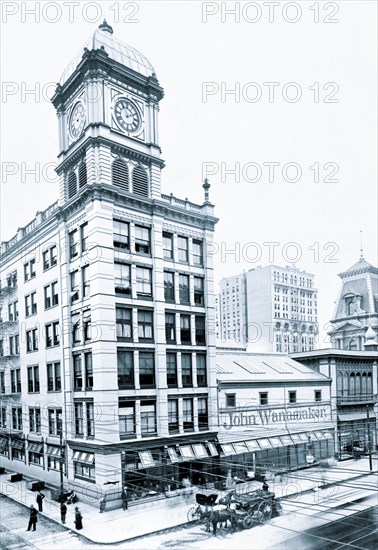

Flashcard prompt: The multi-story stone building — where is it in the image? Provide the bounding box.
[0,22,219,505]
[218,265,318,353]
[328,256,378,350]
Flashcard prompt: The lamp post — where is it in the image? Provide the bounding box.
[366,406,372,471]
[59,431,65,502]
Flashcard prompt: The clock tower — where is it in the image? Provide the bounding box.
[52,20,164,204]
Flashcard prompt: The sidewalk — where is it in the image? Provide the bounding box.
[1,457,377,544]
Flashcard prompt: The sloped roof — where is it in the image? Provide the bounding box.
[216,353,330,383]
[339,257,378,278]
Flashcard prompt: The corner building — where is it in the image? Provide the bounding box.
[0,23,218,504]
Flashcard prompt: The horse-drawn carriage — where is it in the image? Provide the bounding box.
[187,489,281,533]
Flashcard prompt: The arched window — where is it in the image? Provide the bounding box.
[362,373,367,394]
[343,372,349,396]
[367,373,372,394]
[350,372,355,395]
[132,165,149,197]
[355,372,361,395]
[78,162,87,188]
[112,159,129,191]
[68,171,77,199]
[348,339,358,350]
[337,372,342,396]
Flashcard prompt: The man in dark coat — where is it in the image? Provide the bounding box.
[122,487,128,511]
[74,507,83,530]
[36,490,45,512]
[26,505,38,531]
[60,502,67,524]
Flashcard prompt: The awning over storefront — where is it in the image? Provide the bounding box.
[166,442,218,463]
[10,439,25,449]
[28,442,43,453]
[138,450,155,468]
[206,442,218,456]
[338,413,376,422]
[179,445,195,460]
[72,451,95,464]
[46,446,60,457]
[192,443,208,459]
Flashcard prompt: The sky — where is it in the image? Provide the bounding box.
[1,0,377,346]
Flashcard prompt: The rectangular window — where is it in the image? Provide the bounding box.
[44,281,59,309]
[6,271,17,288]
[135,225,151,255]
[165,312,176,343]
[179,274,190,304]
[183,398,194,431]
[0,339,3,357]
[119,399,135,437]
[196,354,207,386]
[113,219,130,250]
[9,335,19,355]
[226,394,236,408]
[192,240,203,266]
[82,265,90,298]
[43,245,57,270]
[314,390,322,402]
[47,362,61,392]
[83,311,91,342]
[73,355,82,391]
[27,365,40,393]
[72,312,81,346]
[116,307,132,340]
[195,316,206,345]
[115,263,131,295]
[71,270,80,303]
[86,402,95,437]
[85,353,93,390]
[140,400,156,435]
[178,236,189,262]
[168,399,179,433]
[12,407,23,430]
[0,407,6,428]
[139,352,155,387]
[0,372,5,394]
[180,315,191,344]
[163,232,174,260]
[259,392,268,406]
[26,328,38,352]
[48,408,62,436]
[194,277,204,305]
[164,271,175,302]
[198,397,208,430]
[24,258,36,281]
[69,229,79,260]
[25,292,37,317]
[74,402,84,436]
[181,353,192,387]
[11,369,21,393]
[137,310,153,341]
[8,300,18,321]
[45,321,60,347]
[117,350,134,388]
[80,223,88,253]
[289,391,297,404]
[74,461,95,482]
[29,407,41,433]
[136,267,152,298]
[166,353,177,387]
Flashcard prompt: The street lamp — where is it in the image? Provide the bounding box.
[59,431,65,502]
[366,406,372,471]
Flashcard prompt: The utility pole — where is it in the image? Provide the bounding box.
[59,431,65,501]
[366,405,372,471]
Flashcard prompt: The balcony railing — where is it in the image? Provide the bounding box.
[337,393,378,405]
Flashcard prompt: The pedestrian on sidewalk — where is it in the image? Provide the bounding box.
[26,505,38,531]
[36,490,45,512]
[122,487,128,511]
[60,502,67,524]
[262,480,269,491]
[74,507,83,530]
[99,496,106,513]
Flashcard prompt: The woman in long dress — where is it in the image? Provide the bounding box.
[74,507,83,530]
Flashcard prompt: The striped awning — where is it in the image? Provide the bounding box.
[10,439,25,450]
[46,446,60,457]
[28,442,43,453]
[72,451,94,464]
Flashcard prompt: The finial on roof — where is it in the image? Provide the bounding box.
[99,20,113,34]
[360,229,364,260]
[203,178,210,203]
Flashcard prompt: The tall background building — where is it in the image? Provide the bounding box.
[218,265,318,353]
[0,22,219,504]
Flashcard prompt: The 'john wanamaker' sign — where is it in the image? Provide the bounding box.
[220,404,332,431]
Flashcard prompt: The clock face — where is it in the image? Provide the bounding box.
[69,102,86,139]
[114,99,141,133]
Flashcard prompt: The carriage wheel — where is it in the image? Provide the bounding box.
[242,515,254,529]
[187,506,201,522]
[254,500,273,523]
